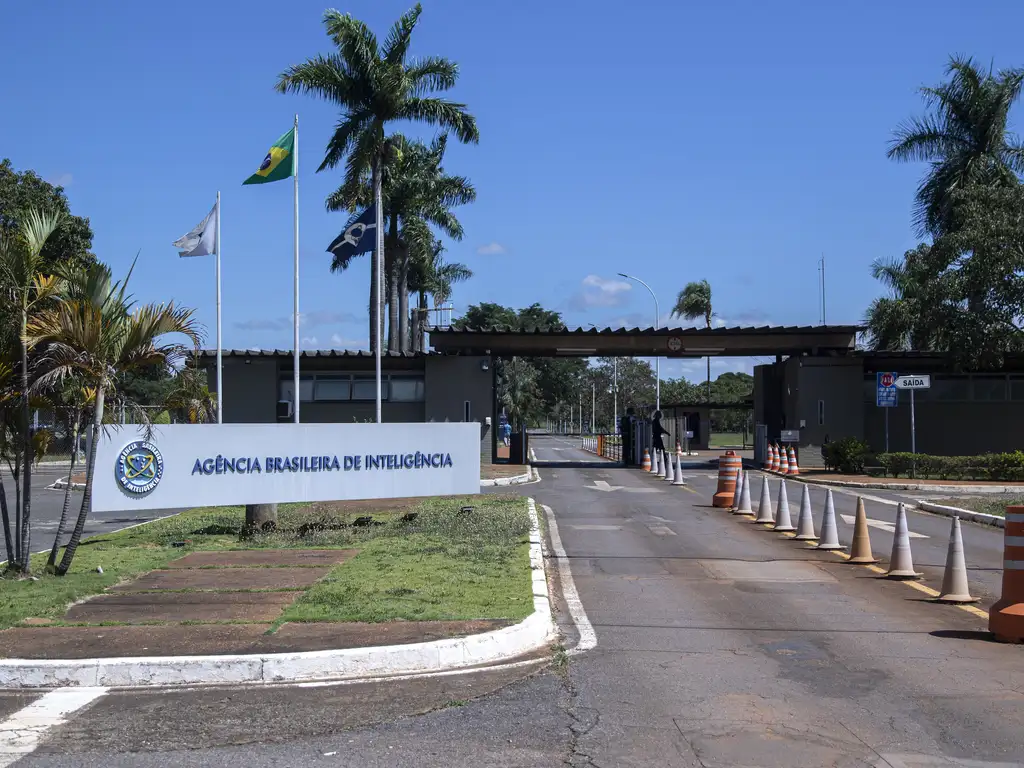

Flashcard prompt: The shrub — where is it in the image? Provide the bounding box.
[823,437,870,474]
[875,451,1024,480]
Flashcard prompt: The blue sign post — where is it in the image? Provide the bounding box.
[876,372,898,452]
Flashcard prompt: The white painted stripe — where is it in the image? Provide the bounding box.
[542,503,597,654]
[648,525,677,536]
[1005,513,1024,523]
[0,687,107,766]
[1005,536,1024,547]
[1004,560,1024,570]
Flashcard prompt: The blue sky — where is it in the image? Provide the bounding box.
[3,0,1024,383]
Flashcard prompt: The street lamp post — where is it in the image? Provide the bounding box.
[591,381,596,433]
[613,357,618,431]
[618,273,660,411]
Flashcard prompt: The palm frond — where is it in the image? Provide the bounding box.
[381,3,422,65]
[407,56,459,95]
[397,98,479,143]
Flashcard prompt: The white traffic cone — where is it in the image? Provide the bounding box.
[732,470,753,515]
[733,467,744,508]
[816,489,843,550]
[651,448,660,475]
[793,484,817,540]
[672,450,686,486]
[773,479,795,532]
[658,450,668,479]
[754,476,774,524]
[885,503,921,579]
[663,451,675,482]
[937,516,977,602]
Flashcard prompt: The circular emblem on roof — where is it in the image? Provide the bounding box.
[116,441,163,496]
[259,152,273,171]
[667,336,683,352]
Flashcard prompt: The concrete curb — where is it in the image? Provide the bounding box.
[480,468,534,487]
[0,498,556,690]
[48,477,84,491]
[761,470,1024,494]
[916,500,1006,529]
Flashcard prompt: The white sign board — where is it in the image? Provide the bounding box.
[895,375,931,390]
[780,429,800,443]
[92,423,481,513]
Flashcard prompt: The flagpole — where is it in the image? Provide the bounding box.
[292,114,300,424]
[374,157,383,424]
[215,191,223,424]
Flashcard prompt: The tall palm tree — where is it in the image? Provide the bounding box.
[45,380,93,571]
[328,134,474,351]
[26,261,200,575]
[407,234,472,351]
[672,280,714,402]
[0,208,62,571]
[164,365,217,424]
[889,55,1024,237]
[863,244,944,350]
[276,4,479,351]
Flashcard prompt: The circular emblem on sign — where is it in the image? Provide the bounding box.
[259,152,272,171]
[881,373,894,387]
[116,441,163,496]
[667,337,682,352]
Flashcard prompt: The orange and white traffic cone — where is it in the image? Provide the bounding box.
[641,449,651,471]
[762,444,772,471]
[769,444,778,472]
[779,446,790,475]
[788,446,800,476]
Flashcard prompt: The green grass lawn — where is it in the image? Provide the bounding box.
[0,495,534,629]
[930,496,1024,517]
[709,432,748,448]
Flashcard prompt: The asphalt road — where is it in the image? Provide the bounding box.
[7,436,1024,766]
[1,464,181,559]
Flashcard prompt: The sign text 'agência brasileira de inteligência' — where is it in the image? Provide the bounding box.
[92,423,481,512]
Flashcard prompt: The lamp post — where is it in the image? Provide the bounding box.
[591,381,596,433]
[618,273,660,411]
[613,357,618,431]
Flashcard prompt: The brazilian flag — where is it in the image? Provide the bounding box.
[243,127,295,185]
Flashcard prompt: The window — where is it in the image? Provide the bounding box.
[279,376,313,403]
[972,375,1007,402]
[933,376,969,401]
[818,399,825,426]
[390,376,425,402]
[314,375,352,401]
[352,376,389,401]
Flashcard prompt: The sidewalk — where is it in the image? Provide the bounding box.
[771,467,1024,493]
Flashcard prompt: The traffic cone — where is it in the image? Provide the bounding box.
[769,444,779,472]
[773,479,795,532]
[754,476,774,524]
[788,447,800,476]
[672,450,686,486]
[658,451,668,479]
[663,451,675,482]
[762,445,772,470]
[816,489,843,550]
[651,449,660,474]
[641,449,651,471]
[779,447,790,475]
[848,498,878,563]
[885,503,922,579]
[732,466,744,507]
[937,517,977,603]
[793,484,817,540]
[732,471,753,515]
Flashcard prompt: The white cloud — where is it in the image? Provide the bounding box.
[330,333,367,349]
[301,336,319,348]
[476,242,506,255]
[48,173,73,188]
[568,274,633,310]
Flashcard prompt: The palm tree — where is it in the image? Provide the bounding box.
[863,244,944,350]
[407,234,472,351]
[888,55,1024,237]
[45,380,93,571]
[276,4,479,351]
[26,261,201,575]
[328,134,475,351]
[164,365,217,424]
[0,208,62,571]
[672,280,714,402]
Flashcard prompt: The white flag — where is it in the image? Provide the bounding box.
[173,202,217,257]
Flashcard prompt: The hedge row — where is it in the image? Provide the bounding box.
[822,438,1024,480]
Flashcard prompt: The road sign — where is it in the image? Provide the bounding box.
[667,337,682,352]
[780,429,799,442]
[876,371,898,407]
[895,374,931,390]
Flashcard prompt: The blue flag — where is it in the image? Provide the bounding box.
[327,204,377,259]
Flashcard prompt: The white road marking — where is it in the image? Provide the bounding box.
[839,513,928,538]
[0,687,108,766]
[585,480,658,493]
[572,524,622,531]
[647,525,676,536]
[542,503,596,655]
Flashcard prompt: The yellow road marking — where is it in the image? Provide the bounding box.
[679,485,699,494]
[958,604,989,620]
[865,564,887,575]
[903,580,941,597]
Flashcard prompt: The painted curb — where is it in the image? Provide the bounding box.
[0,498,556,689]
[480,468,534,487]
[917,500,1006,529]
[48,478,85,491]
[762,471,1024,494]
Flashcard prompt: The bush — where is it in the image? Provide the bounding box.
[823,437,870,474]
[875,451,1024,481]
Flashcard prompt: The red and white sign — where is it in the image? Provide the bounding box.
[880,372,895,388]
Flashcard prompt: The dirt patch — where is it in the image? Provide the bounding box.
[301,498,423,515]
[0,624,273,659]
[165,549,357,569]
[0,619,515,659]
[63,591,298,624]
[108,567,332,592]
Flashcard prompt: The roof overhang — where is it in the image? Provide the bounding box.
[428,325,860,358]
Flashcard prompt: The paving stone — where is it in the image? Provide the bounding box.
[165,549,357,569]
[107,567,332,592]
[62,591,298,624]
